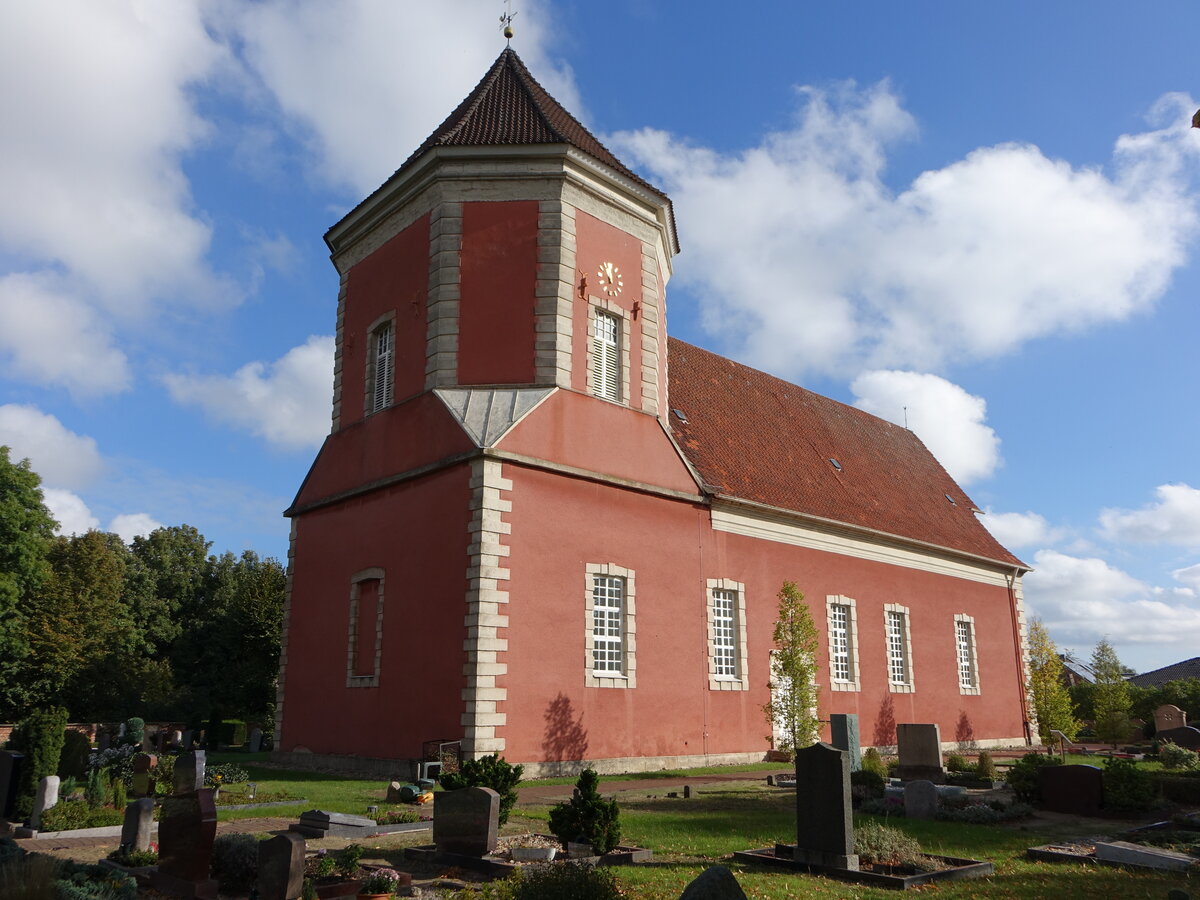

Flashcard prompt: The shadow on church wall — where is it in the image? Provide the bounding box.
[542,692,589,762]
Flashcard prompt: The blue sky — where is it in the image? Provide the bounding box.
[2,1,1199,674]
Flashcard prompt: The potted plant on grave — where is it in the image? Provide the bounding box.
[356,867,403,899]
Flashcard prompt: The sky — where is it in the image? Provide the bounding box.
[2,1,1199,675]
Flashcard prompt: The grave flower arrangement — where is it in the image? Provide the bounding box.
[357,867,403,897]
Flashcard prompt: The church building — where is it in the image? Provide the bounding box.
[274,48,1032,775]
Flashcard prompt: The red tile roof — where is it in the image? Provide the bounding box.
[667,338,1026,568]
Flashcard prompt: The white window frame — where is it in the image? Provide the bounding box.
[826,595,861,692]
[347,567,385,687]
[707,579,749,691]
[584,564,636,688]
[365,314,395,414]
[589,303,628,404]
[884,603,915,693]
[955,613,981,695]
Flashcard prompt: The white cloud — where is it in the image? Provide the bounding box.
[1024,549,1200,652]
[612,86,1200,380]
[0,404,105,489]
[165,336,334,449]
[1099,483,1200,547]
[42,488,100,537]
[222,0,579,196]
[109,513,164,544]
[0,3,230,316]
[979,509,1060,549]
[0,274,131,397]
[1173,563,1200,590]
[850,370,999,485]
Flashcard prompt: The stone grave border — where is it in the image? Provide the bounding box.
[405,833,652,878]
[733,847,994,890]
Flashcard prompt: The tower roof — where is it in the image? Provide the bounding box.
[396,48,666,200]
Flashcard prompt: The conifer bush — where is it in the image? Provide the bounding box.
[439,753,524,825]
[12,707,68,819]
[548,768,621,855]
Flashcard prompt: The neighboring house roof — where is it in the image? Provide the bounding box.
[1127,656,1200,688]
[666,338,1026,569]
[1060,654,1096,683]
[330,48,677,249]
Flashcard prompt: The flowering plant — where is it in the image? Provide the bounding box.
[359,868,403,894]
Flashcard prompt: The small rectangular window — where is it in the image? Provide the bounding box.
[370,322,394,412]
[592,310,620,402]
[591,575,625,673]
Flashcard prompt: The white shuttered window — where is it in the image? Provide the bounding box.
[370,323,394,412]
[592,310,620,402]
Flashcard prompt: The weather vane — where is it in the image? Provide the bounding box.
[500,0,516,41]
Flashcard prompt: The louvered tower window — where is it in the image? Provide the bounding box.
[592,310,620,402]
[370,322,394,413]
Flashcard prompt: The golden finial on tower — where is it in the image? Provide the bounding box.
[500,0,516,41]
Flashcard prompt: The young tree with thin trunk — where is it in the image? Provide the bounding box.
[762,582,821,756]
[1091,637,1132,746]
[1025,618,1079,745]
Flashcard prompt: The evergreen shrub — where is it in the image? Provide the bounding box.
[1102,756,1155,813]
[850,768,886,802]
[439,753,524,825]
[976,750,996,780]
[58,729,92,780]
[1006,752,1061,804]
[121,718,145,749]
[13,707,68,819]
[861,747,888,778]
[512,861,620,900]
[211,833,260,891]
[547,768,621,855]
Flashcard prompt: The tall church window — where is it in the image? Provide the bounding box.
[584,563,636,688]
[885,603,914,693]
[592,309,621,402]
[347,568,385,687]
[826,595,860,691]
[955,613,981,694]
[368,320,394,413]
[706,579,748,690]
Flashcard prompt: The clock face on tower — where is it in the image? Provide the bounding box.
[597,261,623,297]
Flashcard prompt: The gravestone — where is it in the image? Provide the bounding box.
[98,731,112,751]
[903,780,938,820]
[151,788,219,899]
[132,753,158,798]
[792,742,858,870]
[171,730,183,750]
[386,781,405,803]
[29,775,60,830]
[291,809,379,839]
[434,786,500,857]
[1094,840,1197,872]
[1155,704,1188,733]
[1039,764,1102,815]
[829,715,861,772]
[1157,725,1200,751]
[0,751,25,820]
[173,750,206,794]
[181,729,194,749]
[257,832,306,900]
[121,798,155,852]
[678,864,749,900]
[248,727,264,753]
[896,724,946,783]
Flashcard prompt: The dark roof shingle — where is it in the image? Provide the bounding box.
[667,338,1025,568]
[1127,657,1200,687]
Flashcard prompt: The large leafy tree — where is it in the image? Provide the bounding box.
[1091,637,1132,745]
[0,447,57,718]
[763,581,821,755]
[1025,618,1079,744]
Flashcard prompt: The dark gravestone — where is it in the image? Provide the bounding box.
[678,864,749,900]
[1039,764,1103,815]
[1157,726,1200,751]
[829,715,861,772]
[434,786,500,857]
[132,753,158,798]
[0,751,25,820]
[903,780,938,820]
[258,831,306,900]
[151,788,219,899]
[121,798,155,852]
[291,809,378,838]
[173,750,205,795]
[897,724,946,784]
[793,742,858,870]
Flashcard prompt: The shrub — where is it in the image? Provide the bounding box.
[111,777,126,811]
[1006,752,1062,804]
[945,753,967,773]
[211,833,259,891]
[850,768,886,803]
[1158,741,1200,771]
[854,821,933,871]
[861,747,888,779]
[152,755,176,793]
[0,836,24,866]
[58,730,92,780]
[88,745,136,788]
[106,848,158,868]
[85,767,107,809]
[976,750,996,781]
[360,867,404,894]
[937,800,1034,824]
[40,801,126,832]
[1154,773,1200,805]
[1103,756,1155,813]
[121,718,145,749]
[548,768,622,855]
[513,861,621,900]
[337,843,364,878]
[54,861,137,900]
[302,879,319,900]
[439,754,524,825]
[376,808,420,825]
[12,707,69,819]
[206,762,249,786]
